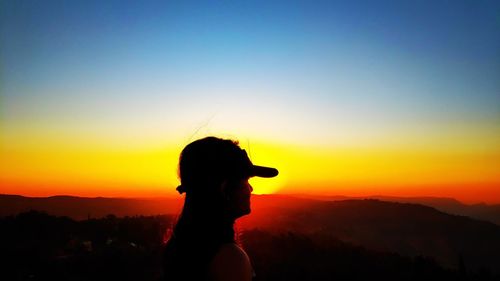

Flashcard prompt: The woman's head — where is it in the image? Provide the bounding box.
[164,137,277,280]
[177,136,278,218]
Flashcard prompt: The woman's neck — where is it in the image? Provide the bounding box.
[174,195,236,243]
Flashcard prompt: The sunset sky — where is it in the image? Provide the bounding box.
[1,0,499,203]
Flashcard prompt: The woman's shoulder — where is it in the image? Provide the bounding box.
[209,243,253,281]
[215,243,250,259]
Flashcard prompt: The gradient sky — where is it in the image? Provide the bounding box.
[1,0,499,203]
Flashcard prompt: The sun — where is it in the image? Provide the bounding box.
[239,139,288,195]
[250,175,285,195]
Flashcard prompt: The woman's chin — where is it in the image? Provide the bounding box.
[233,206,251,219]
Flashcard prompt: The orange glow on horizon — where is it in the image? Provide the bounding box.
[2,180,499,204]
[1,136,499,204]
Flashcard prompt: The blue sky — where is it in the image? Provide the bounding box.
[1,0,499,147]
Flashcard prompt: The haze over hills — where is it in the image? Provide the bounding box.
[292,194,500,225]
[0,194,182,220]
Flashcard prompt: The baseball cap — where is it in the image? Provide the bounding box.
[238,149,278,178]
[176,137,278,194]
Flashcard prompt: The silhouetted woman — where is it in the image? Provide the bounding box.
[163,137,278,281]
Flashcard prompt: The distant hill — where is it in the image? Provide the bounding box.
[241,195,500,274]
[0,194,182,220]
[3,193,499,224]
[370,196,500,225]
[293,194,500,225]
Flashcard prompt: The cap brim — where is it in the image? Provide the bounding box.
[250,165,279,178]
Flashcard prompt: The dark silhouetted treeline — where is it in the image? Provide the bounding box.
[1,210,497,281]
[242,230,496,281]
[0,210,172,281]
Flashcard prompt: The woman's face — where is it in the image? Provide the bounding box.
[223,177,253,219]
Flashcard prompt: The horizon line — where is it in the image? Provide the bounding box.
[1,193,496,206]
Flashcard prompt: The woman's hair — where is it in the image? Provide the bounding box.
[163,137,244,280]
